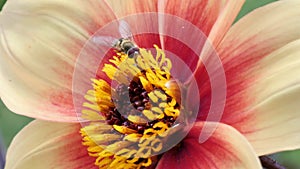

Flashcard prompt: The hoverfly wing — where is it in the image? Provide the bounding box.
[92,36,119,47]
[119,20,133,39]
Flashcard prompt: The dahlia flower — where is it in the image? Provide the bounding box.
[1,0,300,169]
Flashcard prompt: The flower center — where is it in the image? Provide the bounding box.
[80,45,182,168]
[108,74,177,133]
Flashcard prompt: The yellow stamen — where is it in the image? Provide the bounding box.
[127,115,148,124]
[80,45,181,168]
[123,133,142,142]
[113,125,137,134]
[139,76,153,92]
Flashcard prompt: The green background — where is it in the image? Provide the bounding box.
[0,0,299,168]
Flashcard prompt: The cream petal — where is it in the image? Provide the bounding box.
[0,0,116,121]
[214,0,300,155]
[5,120,96,169]
[246,85,300,155]
[156,122,261,169]
[218,0,300,67]
[106,0,158,17]
[222,40,300,155]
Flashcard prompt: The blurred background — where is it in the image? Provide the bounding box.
[0,0,299,168]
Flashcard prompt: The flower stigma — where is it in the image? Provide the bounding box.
[80,45,187,169]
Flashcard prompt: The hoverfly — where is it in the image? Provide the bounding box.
[93,20,139,58]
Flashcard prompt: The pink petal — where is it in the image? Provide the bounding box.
[159,0,245,46]
[0,0,116,122]
[223,40,300,155]
[5,120,97,169]
[156,0,244,88]
[156,122,261,169]
[198,1,300,155]
[145,0,244,121]
[106,0,162,48]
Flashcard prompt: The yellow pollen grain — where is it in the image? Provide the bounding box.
[139,76,153,92]
[102,64,118,80]
[123,133,142,142]
[154,90,167,101]
[159,102,168,108]
[136,55,147,69]
[126,158,140,164]
[98,150,114,158]
[116,148,137,158]
[142,158,152,167]
[109,156,126,168]
[145,70,159,85]
[148,92,159,103]
[96,157,112,168]
[90,134,122,145]
[105,141,134,157]
[81,110,105,121]
[169,98,177,107]
[109,54,126,66]
[139,136,156,148]
[83,102,101,112]
[142,109,157,121]
[92,79,111,92]
[165,106,180,118]
[151,139,163,152]
[151,107,164,116]
[136,146,152,159]
[113,125,137,134]
[127,115,148,124]
[143,128,157,138]
[82,123,112,134]
[153,122,169,137]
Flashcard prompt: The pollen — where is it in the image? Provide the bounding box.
[80,45,181,168]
